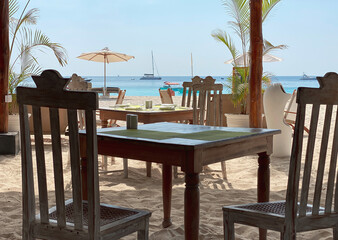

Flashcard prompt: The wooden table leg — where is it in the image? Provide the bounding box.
[184,173,200,240]
[257,152,270,240]
[81,157,88,201]
[101,118,108,128]
[162,164,172,228]
[146,162,152,177]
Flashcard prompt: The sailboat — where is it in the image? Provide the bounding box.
[140,51,161,80]
[300,72,316,80]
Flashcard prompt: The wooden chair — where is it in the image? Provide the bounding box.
[284,89,310,134]
[223,72,338,239]
[100,90,128,173]
[192,76,227,179]
[181,76,202,108]
[159,88,173,104]
[170,77,202,178]
[18,70,151,240]
[105,89,126,127]
[67,73,92,129]
[68,73,110,171]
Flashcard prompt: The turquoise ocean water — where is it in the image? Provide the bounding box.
[23,75,320,96]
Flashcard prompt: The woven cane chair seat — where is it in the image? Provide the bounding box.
[235,201,316,216]
[49,201,139,227]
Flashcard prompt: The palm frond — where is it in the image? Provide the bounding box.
[262,0,281,22]
[9,0,19,18]
[263,39,287,55]
[224,0,250,46]
[9,0,38,57]
[11,28,68,69]
[8,0,68,100]
[211,29,238,62]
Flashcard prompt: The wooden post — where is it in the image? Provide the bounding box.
[249,0,263,128]
[250,1,267,239]
[0,0,9,133]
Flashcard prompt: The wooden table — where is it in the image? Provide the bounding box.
[99,106,193,127]
[80,122,280,240]
[99,106,193,176]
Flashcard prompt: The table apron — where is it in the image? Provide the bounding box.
[94,135,273,174]
[97,138,187,166]
[201,136,273,166]
[100,110,193,123]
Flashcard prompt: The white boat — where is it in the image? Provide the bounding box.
[140,73,161,80]
[300,73,316,80]
[140,51,161,80]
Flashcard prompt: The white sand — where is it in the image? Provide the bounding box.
[0,95,336,239]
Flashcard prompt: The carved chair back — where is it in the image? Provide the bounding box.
[181,76,202,107]
[192,76,223,126]
[286,72,338,229]
[67,73,93,129]
[18,70,100,238]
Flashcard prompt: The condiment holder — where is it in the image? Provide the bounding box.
[126,114,138,129]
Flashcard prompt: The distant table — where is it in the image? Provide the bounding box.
[79,122,280,240]
[91,87,120,97]
[99,105,193,127]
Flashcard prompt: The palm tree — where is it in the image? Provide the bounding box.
[212,0,286,114]
[8,0,68,113]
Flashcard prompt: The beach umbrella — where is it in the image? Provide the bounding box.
[77,47,134,96]
[225,53,282,65]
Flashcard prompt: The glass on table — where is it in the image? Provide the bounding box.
[145,100,152,109]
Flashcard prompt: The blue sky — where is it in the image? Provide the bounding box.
[21,0,338,77]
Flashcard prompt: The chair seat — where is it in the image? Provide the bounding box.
[48,200,151,228]
[223,201,318,217]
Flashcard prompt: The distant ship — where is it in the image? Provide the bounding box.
[140,73,161,80]
[140,51,162,80]
[300,73,316,80]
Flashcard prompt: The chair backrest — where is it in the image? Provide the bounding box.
[116,89,126,105]
[192,76,223,126]
[284,89,297,123]
[18,70,100,238]
[67,73,93,129]
[159,88,173,104]
[67,73,92,91]
[181,76,202,107]
[285,72,338,224]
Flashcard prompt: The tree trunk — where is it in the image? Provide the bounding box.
[249,0,263,128]
[0,0,9,133]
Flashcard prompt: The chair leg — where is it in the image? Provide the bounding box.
[146,162,151,177]
[221,161,227,179]
[333,225,338,240]
[137,219,149,240]
[123,158,128,178]
[22,231,35,240]
[281,229,295,240]
[223,211,235,240]
[110,156,115,164]
[173,166,178,178]
[102,155,108,171]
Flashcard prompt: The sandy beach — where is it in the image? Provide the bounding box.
[0,95,336,240]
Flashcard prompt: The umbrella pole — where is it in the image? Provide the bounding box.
[104,55,107,96]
